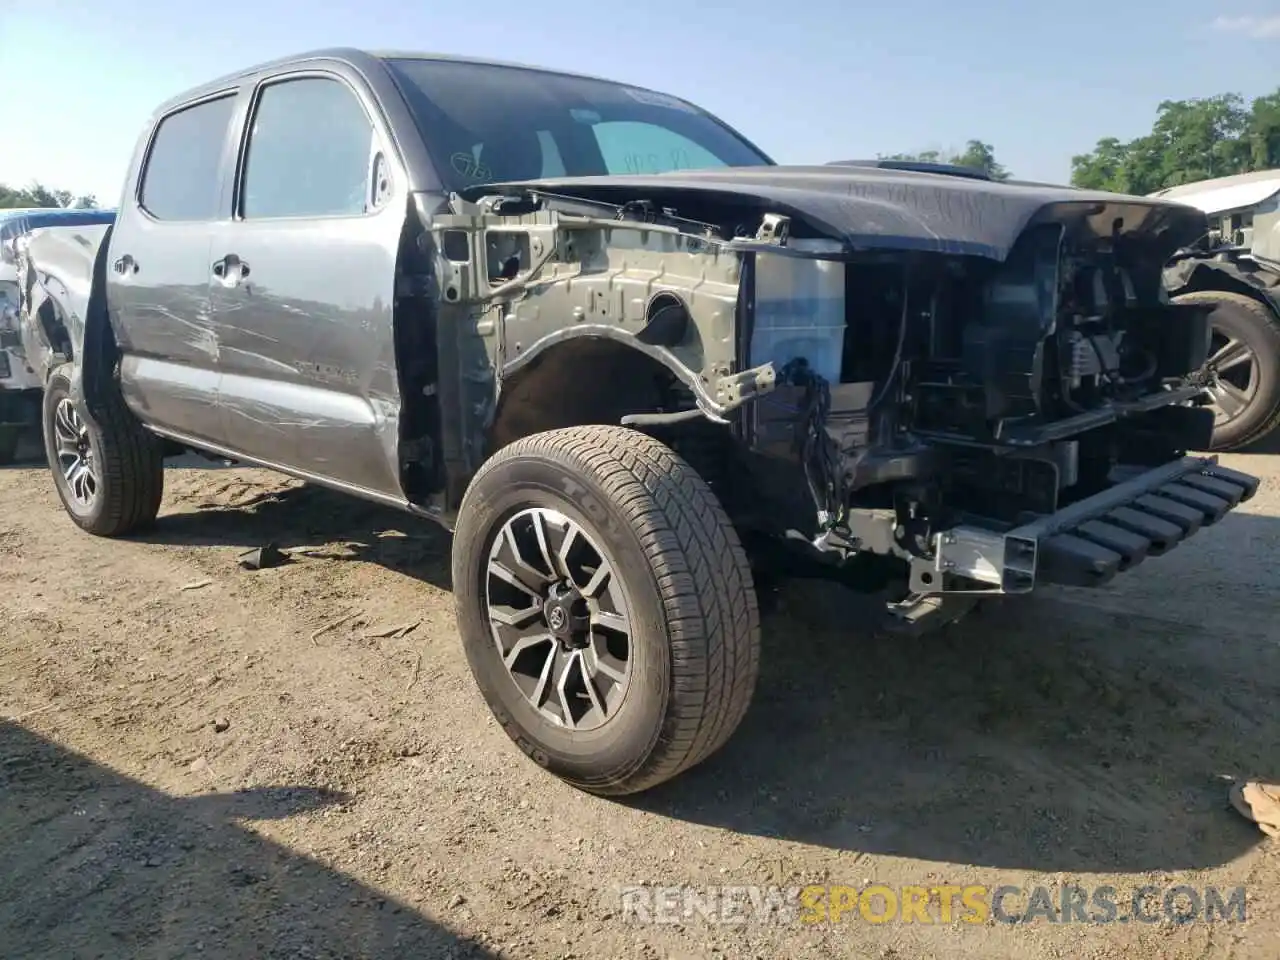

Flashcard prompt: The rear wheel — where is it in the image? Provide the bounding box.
[1174,290,1280,450]
[451,425,760,796]
[42,367,165,536]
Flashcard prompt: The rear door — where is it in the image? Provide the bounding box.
[208,68,407,498]
[107,91,241,446]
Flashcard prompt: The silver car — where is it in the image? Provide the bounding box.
[0,208,116,462]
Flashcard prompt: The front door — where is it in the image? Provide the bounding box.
[208,71,406,499]
[107,92,241,446]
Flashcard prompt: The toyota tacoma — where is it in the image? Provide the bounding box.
[17,49,1259,796]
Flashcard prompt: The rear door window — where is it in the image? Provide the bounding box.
[139,94,237,221]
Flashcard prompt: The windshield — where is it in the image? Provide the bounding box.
[384,58,773,192]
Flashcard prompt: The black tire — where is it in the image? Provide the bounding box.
[0,426,17,465]
[451,424,761,796]
[42,366,165,536]
[1174,290,1280,451]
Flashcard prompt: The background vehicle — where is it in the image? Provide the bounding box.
[0,208,115,463]
[17,49,1258,796]
[1151,170,1280,450]
[0,251,26,463]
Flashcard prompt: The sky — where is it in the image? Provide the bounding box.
[2,0,1280,204]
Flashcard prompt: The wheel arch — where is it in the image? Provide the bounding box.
[488,331,723,453]
[1165,255,1280,315]
[18,221,119,423]
[78,221,123,423]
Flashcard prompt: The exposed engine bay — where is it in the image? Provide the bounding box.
[740,222,1234,625]
[418,167,1259,631]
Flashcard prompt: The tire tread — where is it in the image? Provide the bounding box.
[465,425,760,795]
[45,367,164,537]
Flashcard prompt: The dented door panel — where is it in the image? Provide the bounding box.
[106,88,245,447]
[207,67,409,499]
[109,217,225,446]
[208,212,404,496]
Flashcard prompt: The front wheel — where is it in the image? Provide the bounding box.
[1174,290,1280,450]
[42,367,165,536]
[451,425,761,796]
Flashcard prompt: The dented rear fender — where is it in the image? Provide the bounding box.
[18,223,113,382]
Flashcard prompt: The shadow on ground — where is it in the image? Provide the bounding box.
[1242,430,1280,455]
[112,471,1280,877]
[144,480,453,591]
[0,722,495,960]
[632,509,1280,875]
[0,428,42,468]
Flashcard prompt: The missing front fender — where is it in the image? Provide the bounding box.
[712,362,777,410]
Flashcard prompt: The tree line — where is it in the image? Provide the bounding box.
[880,140,1011,181]
[1,182,99,210]
[881,86,1280,195]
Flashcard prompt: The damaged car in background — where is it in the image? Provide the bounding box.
[1151,169,1280,450]
[0,207,115,463]
[16,49,1259,796]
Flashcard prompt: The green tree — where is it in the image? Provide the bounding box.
[0,181,98,210]
[1069,136,1131,193]
[880,139,1012,180]
[1247,90,1280,169]
[1071,89,1280,194]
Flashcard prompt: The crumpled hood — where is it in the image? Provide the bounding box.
[468,164,1209,262]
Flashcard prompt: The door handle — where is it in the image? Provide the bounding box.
[212,254,250,284]
[112,254,137,275]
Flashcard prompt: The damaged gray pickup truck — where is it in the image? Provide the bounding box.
[18,49,1260,796]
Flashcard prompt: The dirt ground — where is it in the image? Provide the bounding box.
[2,432,1279,960]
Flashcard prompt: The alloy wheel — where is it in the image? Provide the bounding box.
[1205,329,1260,427]
[484,507,633,731]
[52,397,98,507]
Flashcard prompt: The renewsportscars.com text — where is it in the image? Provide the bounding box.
[618,883,1249,926]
